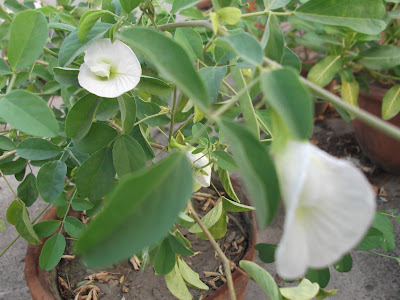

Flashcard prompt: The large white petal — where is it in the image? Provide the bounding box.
[186,151,211,187]
[275,213,309,279]
[275,141,376,279]
[78,39,142,98]
[301,144,376,268]
[78,63,141,98]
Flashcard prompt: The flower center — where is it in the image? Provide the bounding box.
[89,59,119,80]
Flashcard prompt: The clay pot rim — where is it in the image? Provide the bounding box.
[25,179,258,300]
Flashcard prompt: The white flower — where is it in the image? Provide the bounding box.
[274,140,376,279]
[78,39,142,98]
[186,150,211,187]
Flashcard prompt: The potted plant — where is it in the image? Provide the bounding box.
[287,0,400,173]
[0,0,399,299]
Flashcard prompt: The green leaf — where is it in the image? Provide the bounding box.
[136,99,170,126]
[295,0,386,35]
[261,14,284,63]
[199,66,227,102]
[358,45,400,70]
[231,66,259,138]
[316,288,338,300]
[177,212,195,227]
[17,173,38,207]
[120,0,143,14]
[76,147,116,200]
[280,279,320,300]
[218,32,263,66]
[48,22,76,32]
[212,150,238,172]
[264,0,290,10]
[171,0,199,13]
[112,135,146,177]
[340,75,359,116]
[333,253,353,273]
[382,85,400,120]
[0,90,59,138]
[118,27,210,111]
[174,27,203,62]
[8,10,48,70]
[65,94,101,142]
[220,120,279,227]
[177,257,209,290]
[78,10,106,42]
[72,122,118,154]
[239,260,281,300]
[136,76,172,96]
[356,227,384,251]
[165,262,193,300]
[189,202,223,234]
[217,7,242,25]
[59,22,112,67]
[64,216,86,238]
[71,197,94,211]
[305,268,330,288]
[255,243,277,263]
[222,196,255,212]
[0,219,6,231]
[37,161,67,203]
[0,135,16,151]
[262,68,313,140]
[307,56,343,87]
[53,67,80,86]
[0,59,11,75]
[16,138,61,160]
[75,152,193,267]
[168,233,194,257]
[6,200,41,245]
[373,212,395,252]
[39,234,66,271]
[281,47,302,74]
[131,125,154,160]
[33,220,61,238]
[0,158,26,175]
[118,94,136,134]
[155,238,176,275]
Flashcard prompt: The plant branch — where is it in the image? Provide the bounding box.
[0,169,17,199]
[6,73,17,93]
[0,202,51,258]
[0,5,12,22]
[0,150,16,161]
[188,203,237,300]
[158,20,214,33]
[134,111,170,127]
[168,87,178,144]
[262,56,400,141]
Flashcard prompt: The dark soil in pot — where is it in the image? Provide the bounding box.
[25,181,257,300]
[352,85,400,174]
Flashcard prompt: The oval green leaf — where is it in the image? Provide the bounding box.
[75,152,193,267]
[39,234,66,271]
[117,27,210,111]
[17,138,62,160]
[8,10,48,70]
[0,90,59,138]
[37,161,67,203]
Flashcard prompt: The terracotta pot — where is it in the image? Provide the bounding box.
[25,180,257,300]
[353,85,400,174]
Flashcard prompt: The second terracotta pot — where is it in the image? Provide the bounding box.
[353,85,400,174]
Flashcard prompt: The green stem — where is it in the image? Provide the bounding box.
[241,11,268,18]
[0,169,17,199]
[262,56,400,141]
[58,188,76,233]
[158,20,214,32]
[368,250,400,261]
[44,47,58,58]
[134,111,170,127]
[0,150,16,161]
[168,87,178,144]
[0,203,51,258]
[0,5,12,22]
[6,73,17,94]
[174,114,194,137]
